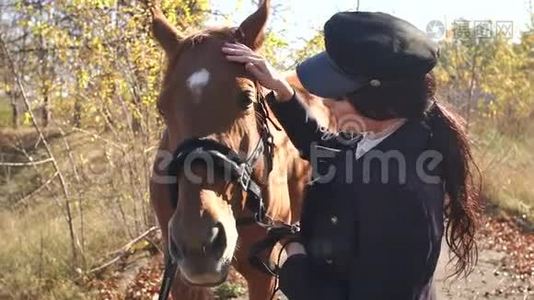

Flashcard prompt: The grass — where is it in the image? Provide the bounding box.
[473,122,534,224]
[0,127,61,208]
[0,207,86,299]
[0,130,155,299]
[0,198,136,299]
[0,98,12,128]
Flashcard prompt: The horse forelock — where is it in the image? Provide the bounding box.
[161,27,236,84]
[185,27,236,46]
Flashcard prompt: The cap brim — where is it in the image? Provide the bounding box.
[296,52,367,98]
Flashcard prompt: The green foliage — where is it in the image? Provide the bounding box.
[260,31,290,70]
[434,29,534,135]
[4,0,209,130]
[289,31,325,68]
[162,0,210,30]
[479,37,533,132]
[215,281,246,299]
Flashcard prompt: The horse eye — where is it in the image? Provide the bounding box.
[239,91,254,109]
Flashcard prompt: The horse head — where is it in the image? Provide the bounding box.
[149,0,274,287]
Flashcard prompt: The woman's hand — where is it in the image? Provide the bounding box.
[222,42,294,102]
[281,241,307,267]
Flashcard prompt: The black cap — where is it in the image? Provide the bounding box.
[297,11,439,98]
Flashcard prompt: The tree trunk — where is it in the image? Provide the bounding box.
[10,93,19,129]
[42,93,50,127]
[38,0,51,128]
[72,97,81,128]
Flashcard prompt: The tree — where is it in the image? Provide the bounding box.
[434,20,534,135]
[0,0,210,130]
[288,31,324,69]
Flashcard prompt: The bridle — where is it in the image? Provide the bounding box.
[158,83,297,300]
[166,82,278,224]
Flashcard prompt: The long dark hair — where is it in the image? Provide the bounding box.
[348,73,482,276]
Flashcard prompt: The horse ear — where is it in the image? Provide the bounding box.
[148,1,183,55]
[236,0,270,50]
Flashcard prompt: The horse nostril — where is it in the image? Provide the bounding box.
[210,222,226,259]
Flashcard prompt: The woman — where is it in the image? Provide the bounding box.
[223,11,481,299]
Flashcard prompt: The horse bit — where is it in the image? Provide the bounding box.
[157,83,300,300]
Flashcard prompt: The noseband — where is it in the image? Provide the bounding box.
[158,84,288,300]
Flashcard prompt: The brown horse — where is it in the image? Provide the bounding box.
[147,1,333,299]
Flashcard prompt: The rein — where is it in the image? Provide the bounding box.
[158,84,296,300]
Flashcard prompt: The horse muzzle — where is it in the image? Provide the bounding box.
[168,221,234,286]
[180,260,230,287]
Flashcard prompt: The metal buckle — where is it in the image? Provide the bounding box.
[255,213,274,228]
[238,163,252,190]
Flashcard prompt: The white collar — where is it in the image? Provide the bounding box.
[355,119,406,159]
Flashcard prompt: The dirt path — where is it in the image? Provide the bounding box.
[435,243,533,299]
[114,244,533,300]
[266,243,534,300]
[264,242,534,300]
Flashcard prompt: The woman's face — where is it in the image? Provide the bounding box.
[329,99,359,120]
[327,98,402,134]
[327,99,368,133]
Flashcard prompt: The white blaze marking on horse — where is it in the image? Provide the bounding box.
[187,68,210,103]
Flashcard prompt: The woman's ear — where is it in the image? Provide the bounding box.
[236,0,270,50]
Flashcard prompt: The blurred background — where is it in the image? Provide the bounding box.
[0,0,532,299]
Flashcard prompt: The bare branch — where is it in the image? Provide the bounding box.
[14,171,59,208]
[0,33,81,267]
[88,226,158,274]
[0,158,53,167]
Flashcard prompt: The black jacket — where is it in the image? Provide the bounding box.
[268,92,444,300]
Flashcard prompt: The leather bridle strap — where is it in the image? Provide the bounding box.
[158,137,268,300]
[157,254,177,300]
[167,137,267,224]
